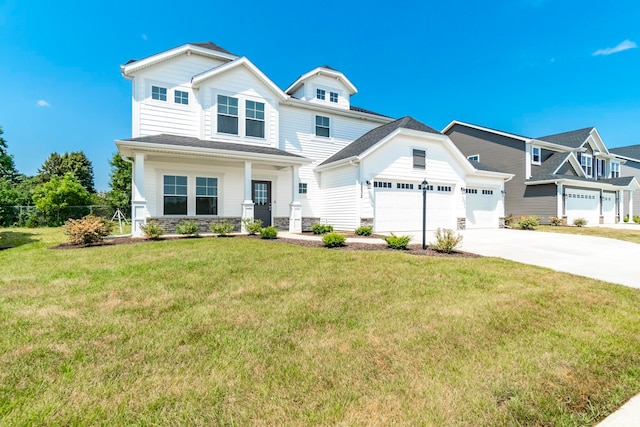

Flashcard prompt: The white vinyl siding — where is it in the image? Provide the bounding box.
[321,165,358,230]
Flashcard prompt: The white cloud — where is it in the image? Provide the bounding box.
[141,33,148,40]
[37,99,50,107]
[593,39,637,56]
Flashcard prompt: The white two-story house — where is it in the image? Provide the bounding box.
[115,42,512,236]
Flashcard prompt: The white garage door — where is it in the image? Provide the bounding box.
[374,186,456,233]
[465,188,500,229]
[565,188,600,225]
[602,192,616,224]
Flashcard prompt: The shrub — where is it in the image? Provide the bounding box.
[383,233,412,250]
[322,232,346,248]
[175,219,200,236]
[548,216,563,226]
[355,226,373,236]
[634,215,640,224]
[64,215,111,245]
[260,226,278,239]
[517,215,540,230]
[312,223,334,234]
[210,220,234,236]
[623,215,629,223]
[242,218,263,235]
[504,214,515,227]
[141,221,165,240]
[430,228,463,253]
[573,217,587,227]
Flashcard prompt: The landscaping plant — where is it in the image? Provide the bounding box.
[634,215,640,224]
[322,231,346,248]
[430,228,463,253]
[312,223,334,234]
[175,219,200,236]
[623,215,629,223]
[259,225,278,239]
[573,217,588,227]
[242,218,263,235]
[548,216,563,226]
[354,225,373,236]
[140,220,165,240]
[63,214,111,245]
[383,233,412,249]
[518,215,540,230]
[210,220,234,236]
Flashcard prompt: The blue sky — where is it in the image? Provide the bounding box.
[1,0,639,191]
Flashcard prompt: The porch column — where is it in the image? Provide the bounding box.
[241,161,254,232]
[629,190,634,219]
[289,165,302,233]
[556,183,564,220]
[132,152,147,237]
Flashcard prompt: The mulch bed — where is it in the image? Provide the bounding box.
[51,234,479,258]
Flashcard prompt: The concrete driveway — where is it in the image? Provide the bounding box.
[417,228,640,289]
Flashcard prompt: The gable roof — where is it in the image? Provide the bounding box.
[188,42,236,56]
[469,160,505,173]
[285,66,358,95]
[442,120,532,142]
[537,127,594,148]
[319,116,440,166]
[610,144,640,161]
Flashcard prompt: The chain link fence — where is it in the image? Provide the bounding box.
[1,205,126,227]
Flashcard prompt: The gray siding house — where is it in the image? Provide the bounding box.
[443,121,640,225]
[609,145,640,218]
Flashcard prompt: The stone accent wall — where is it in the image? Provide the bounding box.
[360,217,374,227]
[149,217,242,234]
[273,217,290,231]
[457,217,466,230]
[499,217,505,228]
[302,217,320,232]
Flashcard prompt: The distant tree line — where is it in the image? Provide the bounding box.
[0,125,131,226]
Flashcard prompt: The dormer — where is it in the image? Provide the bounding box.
[285,66,357,110]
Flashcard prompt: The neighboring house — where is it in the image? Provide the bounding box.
[609,145,640,218]
[444,121,640,225]
[115,42,512,236]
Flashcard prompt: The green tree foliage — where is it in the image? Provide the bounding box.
[37,151,95,193]
[33,173,91,225]
[0,126,19,182]
[107,153,132,214]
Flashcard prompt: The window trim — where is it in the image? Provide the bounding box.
[580,153,593,177]
[163,175,188,215]
[316,88,326,100]
[329,91,338,103]
[531,146,541,165]
[245,100,265,139]
[315,115,330,138]
[413,149,426,169]
[195,176,218,216]
[217,94,239,135]
[174,89,189,105]
[298,182,308,194]
[611,161,620,178]
[151,85,167,102]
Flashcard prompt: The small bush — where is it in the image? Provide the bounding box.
[623,215,629,223]
[430,228,463,253]
[64,215,111,245]
[260,226,278,239]
[141,221,165,240]
[323,232,346,248]
[25,214,41,228]
[634,215,640,224]
[384,233,412,250]
[518,215,540,230]
[242,218,263,235]
[548,216,563,226]
[175,220,200,236]
[210,220,234,236]
[504,214,515,227]
[573,217,588,227]
[355,226,373,236]
[312,223,334,234]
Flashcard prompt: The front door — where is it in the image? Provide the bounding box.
[252,180,272,227]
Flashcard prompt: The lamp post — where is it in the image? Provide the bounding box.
[422,178,428,250]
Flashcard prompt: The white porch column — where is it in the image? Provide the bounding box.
[289,165,302,233]
[241,161,254,232]
[556,183,563,219]
[629,190,634,219]
[132,152,147,237]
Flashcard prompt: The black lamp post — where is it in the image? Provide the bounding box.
[422,178,428,250]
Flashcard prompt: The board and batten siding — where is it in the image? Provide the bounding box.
[320,165,358,230]
[133,54,227,138]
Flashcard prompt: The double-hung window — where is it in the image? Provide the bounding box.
[611,162,620,178]
[245,100,265,138]
[581,154,593,177]
[316,89,326,100]
[152,86,167,101]
[217,95,239,135]
[315,115,330,137]
[596,159,606,178]
[531,146,541,164]
[196,177,218,215]
[330,92,338,103]
[164,175,187,215]
[413,149,426,169]
[174,90,189,105]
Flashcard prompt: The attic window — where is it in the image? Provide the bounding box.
[316,89,326,100]
[467,154,480,162]
[174,90,189,105]
[151,86,167,101]
[413,149,426,169]
[330,92,338,103]
[531,147,541,165]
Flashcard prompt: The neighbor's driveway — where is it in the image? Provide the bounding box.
[428,229,639,289]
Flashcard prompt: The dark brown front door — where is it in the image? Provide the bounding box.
[252,180,271,227]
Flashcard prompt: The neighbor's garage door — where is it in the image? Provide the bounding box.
[465,188,500,229]
[565,188,600,225]
[602,191,616,224]
[374,185,456,233]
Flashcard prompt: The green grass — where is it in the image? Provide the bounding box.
[537,224,640,244]
[1,227,639,426]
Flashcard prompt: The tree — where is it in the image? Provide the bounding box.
[0,127,19,182]
[37,151,95,193]
[107,153,132,215]
[33,173,91,225]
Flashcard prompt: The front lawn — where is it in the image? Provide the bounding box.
[537,224,640,245]
[1,227,639,425]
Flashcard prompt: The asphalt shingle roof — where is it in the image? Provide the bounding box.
[537,152,574,176]
[527,174,635,187]
[319,116,440,166]
[120,134,306,159]
[610,144,640,161]
[125,42,236,66]
[349,105,392,118]
[537,127,594,148]
[469,160,506,173]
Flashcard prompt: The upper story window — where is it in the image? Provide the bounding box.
[596,158,606,178]
[580,154,593,177]
[245,100,265,138]
[174,90,189,105]
[196,177,218,215]
[467,154,480,162]
[611,162,620,178]
[330,92,338,103]
[152,86,167,101]
[163,175,187,215]
[316,89,326,100]
[217,95,239,135]
[413,149,426,169]
[315,115,330,137]
[531,146,541,165]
